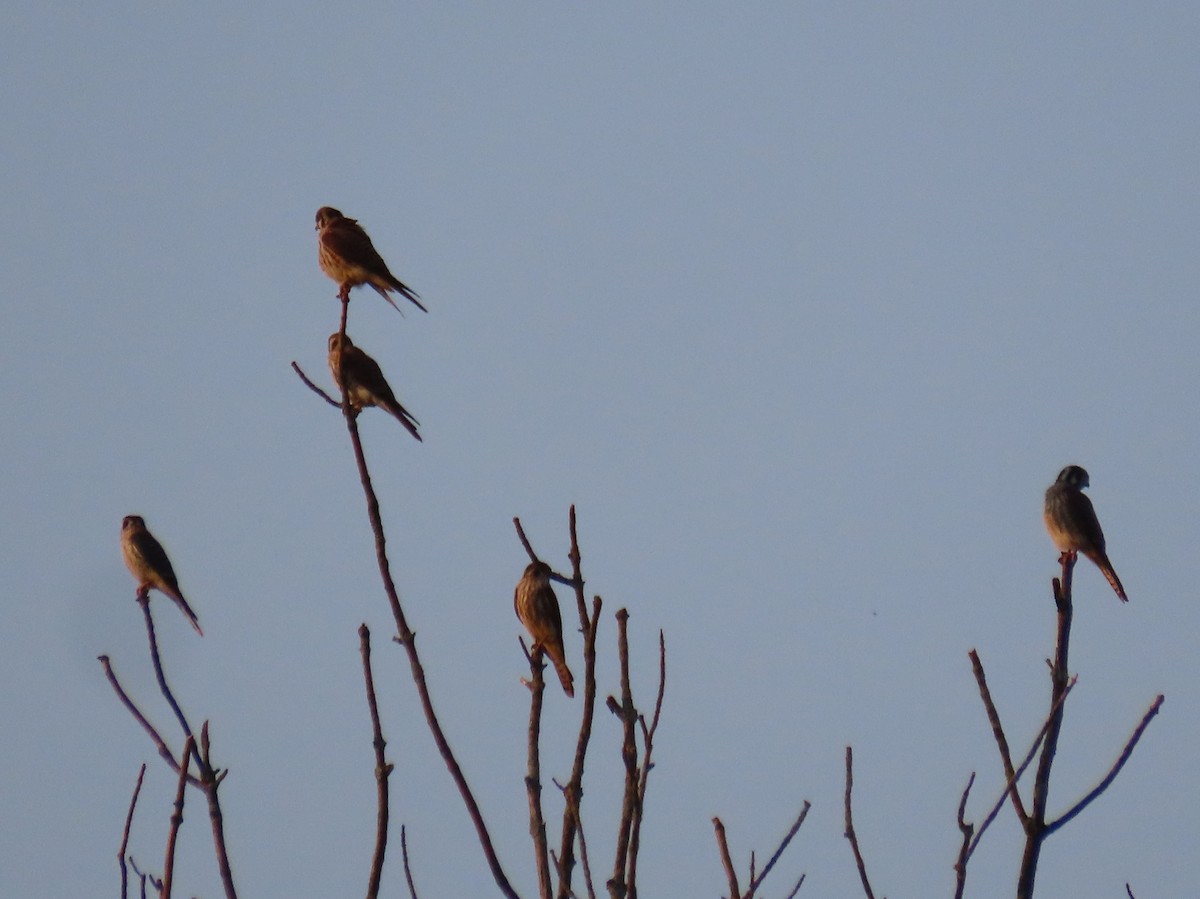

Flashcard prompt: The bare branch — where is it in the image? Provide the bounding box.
[359,624,393,899]
[119,764,146,899]
[968,650,1028,823]
[290,360,341,407]
[1045,694,1165,836]
[524,642,554,899]
[782,873,806,899]
[138,595,203,771]
[843,746,879,899]
[555,506,603,899]
[401,825,421,899]
[712,817,741,899]
[513,515,538,563]
[627,631,668,898]
[98,656,201,787]
[966,677,1078,862]
[161,736,195,899]
[607,608,639,899]
[196,721,239,899]
[746,801,810,899]
[952,772,975,899]
[324,293,517,899]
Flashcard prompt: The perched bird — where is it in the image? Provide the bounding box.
[514,560,574,697]
[120,515,205,635]
[327,332,422,441]
[1043,465,1128,602]
[315,206,427,313]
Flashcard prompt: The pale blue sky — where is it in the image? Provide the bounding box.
[2,3,1198,896]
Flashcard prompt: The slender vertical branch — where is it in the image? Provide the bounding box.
[119,764,147,899]
[196,722,239,899]
[161,736,195,899]
[1016,554,1075,899]
[524,641,554,899]
[401,826,421,899]
[952,773,974,899]
[843,746,879,899]
[359,624,393,899]
[626,631,667,899]
[555,510,602,899]
[330,292,517,899]
[607,609,639,899]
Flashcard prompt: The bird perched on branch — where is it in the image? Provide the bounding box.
[120,515,204,635]
[1043,465,1127,602]
[514,560,574,697]
[315,206,427,313]
[327,332,422,441]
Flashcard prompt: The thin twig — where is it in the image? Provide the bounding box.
[98,656,201,787]
[360,624,393,899]
[746,801,811,899]
[128,856,161,897]
[327,294,518,899]
[513,515,538,563]
[968,650,1028,823]
[843,746,879,899]
[119,764,146,899]
[401,825,421,899]
[137,596,203,771]
[627,631,667,898]
[1045,694,1165,836]
[952,773,974,899]
[290,360,340,407]
[161,736,195,899]
[712,817,741,899]
[783,873,806,899]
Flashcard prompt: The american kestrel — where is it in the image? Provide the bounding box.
[315,206,427,313]
[1043,465,1127,602]
[327,333,422,441]
[120,515,205,635]
[514,561,574,697]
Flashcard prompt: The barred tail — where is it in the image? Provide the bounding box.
[1090,551,1128,602]
[547,649,575,697]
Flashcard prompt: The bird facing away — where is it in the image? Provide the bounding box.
[327,332,422,441]
[120,515,205,635]
[315,206,427,313]
[1043,465,1127,602]
[514,561,575,697]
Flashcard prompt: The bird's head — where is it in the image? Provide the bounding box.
[315,206,344,230]
[122,515,145,532]
[1056,465,1091,490]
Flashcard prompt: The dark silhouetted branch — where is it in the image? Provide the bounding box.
[968,649,1028,824]
[607,608,639,899]
[523,638,554,899]
[119,764,146,899]
[161,736,195,899]
[359,624,393,899]
[401,825,421,899]
[965,674,1077,865]
[1045,693,1164,836]
[746,801,810,899]
[290,360,340,407]
[98,656,201,787]
[843,746,880,899]
[322,294,517,899]
[626,631,667,898]
[952,772,974,899]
